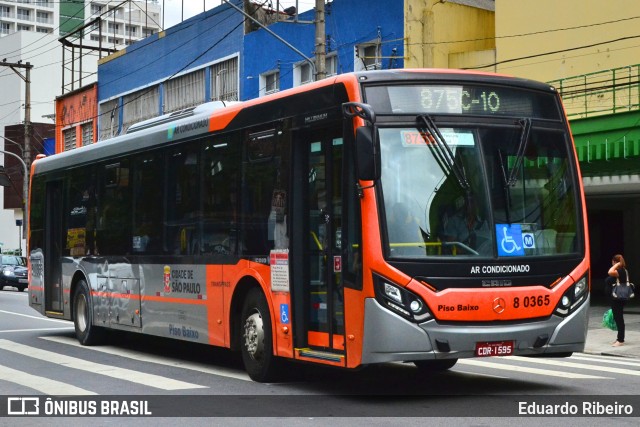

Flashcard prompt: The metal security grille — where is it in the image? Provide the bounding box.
[81,122,93,146]
[123,86,160,132]
[63,128,76,151]
[211,57,239,102]
[164,69,205,113]
[99,99,120,141]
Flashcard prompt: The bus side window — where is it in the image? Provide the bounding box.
[165,143,200,255]
[240,127,290,257]
[96,162,131,256]
[202,136,239,255]
[65,168,96,257]
[132,153,163,254]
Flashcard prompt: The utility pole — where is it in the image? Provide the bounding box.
[0,60,33,209]
[24,64,31,185]
[314,0,326,80]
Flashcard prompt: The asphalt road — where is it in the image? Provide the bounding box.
[1,289,639,425]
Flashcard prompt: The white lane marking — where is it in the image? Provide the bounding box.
[508,355,640,376]
[0,327,75,334]
[0,339,207,390]
[458,359,610,379]
[572,354,640,367]
[453,369,508,379]
[0,309,71,324]
[41,335,251,382]
[0,365,96,395]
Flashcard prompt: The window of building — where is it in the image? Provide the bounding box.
[63,128,76,151]
[36,26,51,34]
[17,8,31,21]
[1,22,11,35]
[81,122,94,146]
[326,53,338,76]
[211,57,239,102]
[108,22,120,34]
[36,11,49,24]
[122,86,159,132]
[164,69,205,113]
[294,61,313,87]
[0,6,11,18]
[355,42,381,71]
[260,71,280,97]
[98,99,120,141]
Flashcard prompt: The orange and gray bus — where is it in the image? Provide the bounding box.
[28,69,590,381]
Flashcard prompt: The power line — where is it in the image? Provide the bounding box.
[465,34,640,70]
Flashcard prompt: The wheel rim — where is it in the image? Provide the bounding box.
[243,310,264,361]
[76,294,88,333]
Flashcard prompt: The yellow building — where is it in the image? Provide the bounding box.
[494,0,640,81]
[404,0,496,69]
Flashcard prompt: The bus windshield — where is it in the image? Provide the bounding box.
[379,121,579,259]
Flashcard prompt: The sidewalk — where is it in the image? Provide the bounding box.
[584,294,640,358]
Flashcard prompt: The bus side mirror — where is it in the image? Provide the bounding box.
[355,126,380,181]
[342,102,380,182]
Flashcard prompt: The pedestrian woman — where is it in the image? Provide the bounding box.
[608,254,628,346]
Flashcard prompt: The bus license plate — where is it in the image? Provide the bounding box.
[475,341,514,357]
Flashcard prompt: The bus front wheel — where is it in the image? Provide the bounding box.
[414,359,458,372]
[73,279,104,345]
[240,288,280,382]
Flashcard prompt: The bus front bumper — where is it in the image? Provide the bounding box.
[360,295,589,365]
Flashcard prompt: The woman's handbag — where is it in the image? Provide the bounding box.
[612,269,635,300]
[602,308,617,330]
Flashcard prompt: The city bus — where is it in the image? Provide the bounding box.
[28,69,590,382]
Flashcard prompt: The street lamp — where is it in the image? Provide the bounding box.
[0,135,29,255]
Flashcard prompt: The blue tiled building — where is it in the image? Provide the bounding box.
[96,0,404,137]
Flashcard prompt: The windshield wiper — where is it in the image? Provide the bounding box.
[417,114,470,191]
[498,118,532,224]
[506,118,532,187]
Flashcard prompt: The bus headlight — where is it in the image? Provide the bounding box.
[554,275,588,317]
[374,274,432,323]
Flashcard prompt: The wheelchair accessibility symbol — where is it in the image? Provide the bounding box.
[280,304,290,324]
[496,224,525,257]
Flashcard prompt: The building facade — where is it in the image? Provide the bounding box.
[0,0,58,37]
[0,31,82,254]
[404,0,495,69]
[96,0,245,138]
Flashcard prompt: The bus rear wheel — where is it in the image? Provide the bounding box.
[240,288,280,382]
[73,279,104,345]
[414,359,458,372]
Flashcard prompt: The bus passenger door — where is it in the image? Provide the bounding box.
[44,180,64,313]
[296,128,345,354]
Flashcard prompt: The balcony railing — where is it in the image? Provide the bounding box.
[552,66,640,178]
[549,65,640,120]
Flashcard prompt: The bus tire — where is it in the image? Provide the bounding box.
[240,288,280,382]
[73,279,104,346]
[414,358,458,372]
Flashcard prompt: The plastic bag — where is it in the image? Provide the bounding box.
[602,308,617,331]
